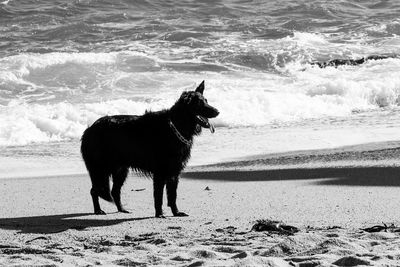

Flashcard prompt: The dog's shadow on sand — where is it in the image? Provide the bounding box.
[0,213,153,234]
[183,167,400,186]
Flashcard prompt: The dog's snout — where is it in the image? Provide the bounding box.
[213,108,219,117]
[202,102,219,118]
[206,107,219,118]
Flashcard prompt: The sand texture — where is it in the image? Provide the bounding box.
[1,142,400,266]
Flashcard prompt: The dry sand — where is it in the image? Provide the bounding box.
[1,141,400,266]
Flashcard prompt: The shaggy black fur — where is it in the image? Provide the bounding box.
[81,81,219,217]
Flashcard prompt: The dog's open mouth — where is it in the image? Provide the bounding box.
[196,115,215,133]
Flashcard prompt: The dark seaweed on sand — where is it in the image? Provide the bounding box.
[251,219,299,235]
[361,223,400,233]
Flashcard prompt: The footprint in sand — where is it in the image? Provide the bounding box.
[333,256,373,266]
[170,253,193,262]
[112,258,147,266]
[190,249,218,259]
[186,260,206,267]
[213,246,244,254]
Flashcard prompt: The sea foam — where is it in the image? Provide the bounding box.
[1,34,400,146]
[1,60,400,146]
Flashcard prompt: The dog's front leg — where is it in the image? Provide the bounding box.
[153,178,166,218]
[167,177,188,217]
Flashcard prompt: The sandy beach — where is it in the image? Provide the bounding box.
[0,141,399,266]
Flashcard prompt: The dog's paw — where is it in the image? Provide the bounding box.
[155,214,166,218]
[94,209,106,215]
[173,211,189,217]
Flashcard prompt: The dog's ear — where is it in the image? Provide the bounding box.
[195,80,205,94]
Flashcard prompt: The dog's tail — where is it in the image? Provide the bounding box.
[97,186,114,202]
[89,175,114,202]
[84,165,114,203]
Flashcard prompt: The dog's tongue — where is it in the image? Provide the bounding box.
[209,123,215,133]
[196,116,215,133]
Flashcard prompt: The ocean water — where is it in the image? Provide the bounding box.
[1,0,400,178]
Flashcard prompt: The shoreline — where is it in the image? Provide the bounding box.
[2,139,400,181]
[187,140,400,171]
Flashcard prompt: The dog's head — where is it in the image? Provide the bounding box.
[178,81,219,132]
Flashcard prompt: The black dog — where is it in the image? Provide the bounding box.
[81,81,219,217]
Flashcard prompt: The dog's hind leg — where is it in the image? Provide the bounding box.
[88,168,113,215]
[111,167,129,213]
[167,178,188,217]
[90,188,106,215]
[153,176,166,218]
